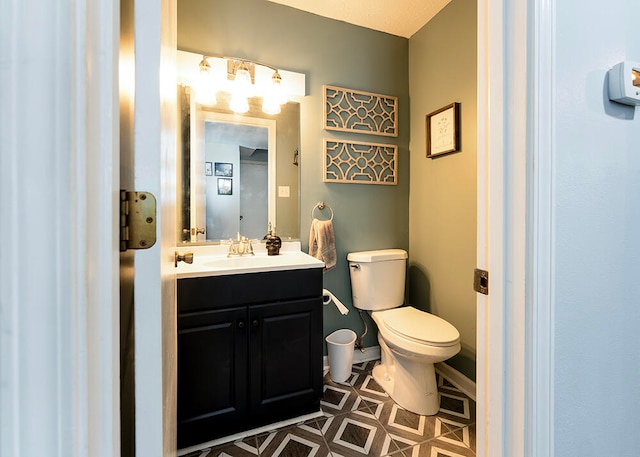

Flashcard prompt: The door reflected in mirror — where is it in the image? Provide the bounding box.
[177,86,300,244]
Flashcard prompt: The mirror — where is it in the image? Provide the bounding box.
[177,86,300,244]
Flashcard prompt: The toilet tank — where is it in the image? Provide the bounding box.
[347,249,408,311]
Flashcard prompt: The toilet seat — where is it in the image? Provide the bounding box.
[379,307,460,347]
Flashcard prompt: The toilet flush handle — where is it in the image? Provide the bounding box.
[350,264,361,270]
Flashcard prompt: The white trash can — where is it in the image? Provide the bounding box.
[326,329,356,383]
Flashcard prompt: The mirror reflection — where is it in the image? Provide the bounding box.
[177,87,300,244]
[200,112,274,241]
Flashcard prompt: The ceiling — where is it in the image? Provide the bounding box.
[264,0,453,38]
[208,121,269,150]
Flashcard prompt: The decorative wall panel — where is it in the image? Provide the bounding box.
[323,85,398,137]
[324,139,397,185]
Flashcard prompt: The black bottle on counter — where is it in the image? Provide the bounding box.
[263,222,282,256]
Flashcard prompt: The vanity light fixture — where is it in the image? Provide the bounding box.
[194,55,290,115]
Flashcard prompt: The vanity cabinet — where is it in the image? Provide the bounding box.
[177,268,323,449]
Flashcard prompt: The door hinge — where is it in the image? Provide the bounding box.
[473,268,489,295]
[120,190,157,252]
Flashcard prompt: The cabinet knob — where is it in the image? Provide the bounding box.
[238,321,245,328]
[252,319,259,327]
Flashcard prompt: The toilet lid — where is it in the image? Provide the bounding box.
[381,307,460,347]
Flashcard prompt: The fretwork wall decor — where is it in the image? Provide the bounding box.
[324,139,397,185]
[323,85,398,137]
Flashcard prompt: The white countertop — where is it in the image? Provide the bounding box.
[175,241,325,278]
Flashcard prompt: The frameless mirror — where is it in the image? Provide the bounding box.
[177,86,300,244]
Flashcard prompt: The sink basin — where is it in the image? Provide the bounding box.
[175,248,325,278]
[203,255,281,269]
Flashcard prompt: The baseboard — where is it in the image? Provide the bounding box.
[353,345,381,364]
[323,345,381,371]
[323,346,476,402]
[435,362,476,401]
[177,410,323,456]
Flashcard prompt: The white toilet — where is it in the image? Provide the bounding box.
[347,249,460,416]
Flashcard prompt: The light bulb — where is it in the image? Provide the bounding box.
[228,63,253,113]
[233,66,253,96]
[262,93,281,115]
[194,57,217,106]
[230,93,249,113]
[270,71,288,105]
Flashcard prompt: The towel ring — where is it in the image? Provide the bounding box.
[312,201,334,221]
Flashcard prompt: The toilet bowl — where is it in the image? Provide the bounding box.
[347,249,461,415]
[371,306,460,415]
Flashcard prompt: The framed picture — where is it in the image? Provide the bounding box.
[214,162,233,177]
[426,102,460,158]
[205,161,213,176]
[217,178,232,195]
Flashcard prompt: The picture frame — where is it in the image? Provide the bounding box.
[205,161,213,176]
[426,102,460,158]
[214,162,233,177]
[217,178,232,195]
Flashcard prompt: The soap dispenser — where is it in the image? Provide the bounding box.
[264,222,282,256]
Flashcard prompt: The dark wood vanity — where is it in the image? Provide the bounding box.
[176,267,323,449]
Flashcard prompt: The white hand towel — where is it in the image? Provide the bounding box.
[309,218,337,271]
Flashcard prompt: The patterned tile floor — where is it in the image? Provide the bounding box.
[184,360,476,457]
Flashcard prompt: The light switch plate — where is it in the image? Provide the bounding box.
[278,186,290,197]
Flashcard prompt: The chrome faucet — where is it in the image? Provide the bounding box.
[227,232,255,257]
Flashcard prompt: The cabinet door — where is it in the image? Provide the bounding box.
[249,298,322,423]
[177,307,247,448]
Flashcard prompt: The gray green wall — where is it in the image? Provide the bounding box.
[178,0,410,350]
[408,0,478,380]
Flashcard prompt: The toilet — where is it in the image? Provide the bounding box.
[347,249,460,416]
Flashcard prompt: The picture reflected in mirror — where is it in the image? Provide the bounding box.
[214,162,233,177]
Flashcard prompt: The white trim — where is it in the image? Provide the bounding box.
[478,0,560,444]
[502,0,530,456]
[435,363,477,402]
[133,0,178,454]
[133,0,166,448]
[176,410,323,456]
[476,0,506,454]
[529,0,555,455]
[322,345,381,370]
[353,345,382,364]
[478,0,533,454]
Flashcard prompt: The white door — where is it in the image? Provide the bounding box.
[240,160,269,238]
[121,0,178,455]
